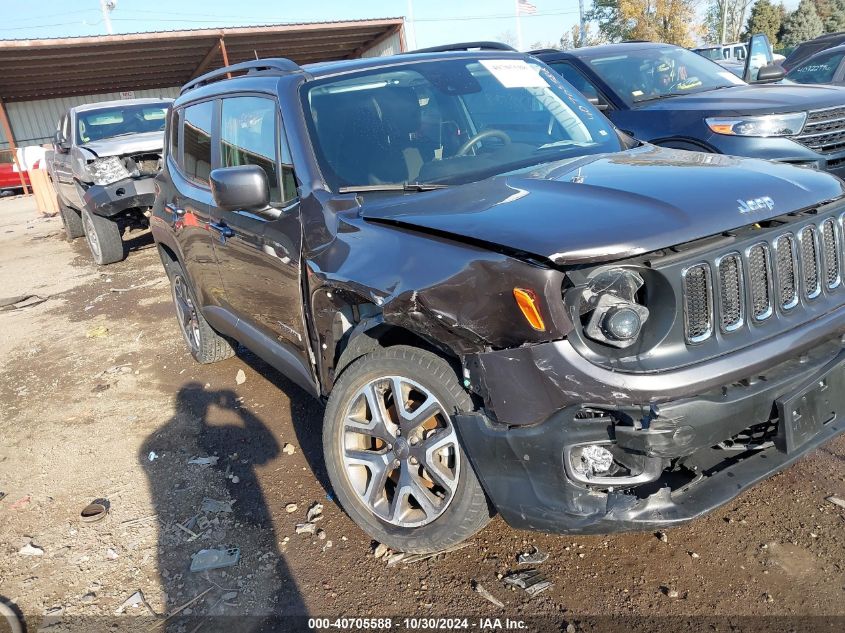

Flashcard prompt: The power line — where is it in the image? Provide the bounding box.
[0,8,99,25]
[103,9,581,25]
[0,7,581,35]
[0,21,102,33]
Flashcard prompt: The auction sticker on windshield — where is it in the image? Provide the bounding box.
[480,59,548,88]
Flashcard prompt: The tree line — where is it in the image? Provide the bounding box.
[535,0,845,50]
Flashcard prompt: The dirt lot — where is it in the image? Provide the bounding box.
[1,195,844,632]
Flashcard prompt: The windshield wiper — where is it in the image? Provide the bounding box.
[338,183,448,193]
[636,93,687,103]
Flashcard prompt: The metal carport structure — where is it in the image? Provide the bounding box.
[0,18,406,191]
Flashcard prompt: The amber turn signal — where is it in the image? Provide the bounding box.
[513,288,546,331]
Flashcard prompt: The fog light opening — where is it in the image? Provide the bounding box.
[572,444,614,477]
[565,441,664,488]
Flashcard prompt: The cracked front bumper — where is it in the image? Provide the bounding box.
[461,316,845,534]
[82,176,156,217]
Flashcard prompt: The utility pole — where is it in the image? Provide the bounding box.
[578,0,586,47]
[406,0,417,50]
[100,0,115,35]
[720,0,728,44]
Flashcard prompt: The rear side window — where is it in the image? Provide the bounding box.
[549,61,602,101]
[220,96,281,203]
[183,101,214,185]
[790,51,845,84]
[169,108,181,164]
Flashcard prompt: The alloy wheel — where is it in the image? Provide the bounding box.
[171,275,201,352]
[341,376,461,528]
[82,212,101,261]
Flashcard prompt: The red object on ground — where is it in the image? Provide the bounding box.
[0,162,30,190]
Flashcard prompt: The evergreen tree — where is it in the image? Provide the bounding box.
[818,0,845,31]
[745,0,785,45]
[781,0,824,46]
[587,0,700,46]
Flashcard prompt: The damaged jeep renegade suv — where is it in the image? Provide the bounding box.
[152,48,845,553]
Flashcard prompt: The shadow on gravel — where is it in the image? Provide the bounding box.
[236,349,331,494]
[124,230,155,255]
[819,445,845,464]
[140,382,310,630]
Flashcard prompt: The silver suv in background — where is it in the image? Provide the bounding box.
[50,98,172,264]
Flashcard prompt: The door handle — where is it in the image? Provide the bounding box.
[208,221,235,239]
[164,203,185,217]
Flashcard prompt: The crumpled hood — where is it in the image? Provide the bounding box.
[637,83,845,114]
[361,145,845,265]
[79,130,164,158]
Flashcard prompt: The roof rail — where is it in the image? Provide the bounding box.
[181,58,302,94]
[407,41,517,54]
[528,48,561,55]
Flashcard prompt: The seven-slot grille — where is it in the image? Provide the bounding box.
[821,219,840,289]
[794,106,845,154]
[800,226,821,298]
[717,254,743,331]
[747,244,772,320]
[682,215,843,343]
[774,234,798,310]
[682,264,712,343]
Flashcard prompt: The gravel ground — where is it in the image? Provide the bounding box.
[1,195,844,633]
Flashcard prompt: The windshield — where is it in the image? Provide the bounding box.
[694,47,724,61]
[76,102,169,144]
[301,58,622,191]
[585,47,745,106]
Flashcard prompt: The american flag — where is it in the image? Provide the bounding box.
[517,0,537,15]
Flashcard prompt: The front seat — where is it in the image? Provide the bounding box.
[376,87,427,181]
[335,98,408,186]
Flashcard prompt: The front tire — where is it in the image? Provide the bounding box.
[81,208,124,265]
[167,261,235,364]
[324,346,492,553]
[58,198,83,241]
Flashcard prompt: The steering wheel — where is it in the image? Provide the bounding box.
[456,129,512,156]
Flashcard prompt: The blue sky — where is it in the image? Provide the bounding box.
[0,0,585,47]
[1,1,802,46]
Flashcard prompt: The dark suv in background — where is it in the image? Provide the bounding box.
[534,36,845,179]
[152,49,845,553]
[783,32,845,71]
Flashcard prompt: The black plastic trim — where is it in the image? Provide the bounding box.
[203,305,319,397]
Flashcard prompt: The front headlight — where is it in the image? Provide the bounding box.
[88,156,130,185]
[705,112,807,137]
[581,268,650,349]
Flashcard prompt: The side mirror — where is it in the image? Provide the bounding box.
[54,131,69,153]
[755,64,785,83]
[588,96,609,112]
[209,165,269,212]
[745,33,775,82]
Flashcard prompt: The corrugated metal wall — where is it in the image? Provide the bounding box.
[361,31,402,58]
[1,30,401,150]
[0,86,180,149]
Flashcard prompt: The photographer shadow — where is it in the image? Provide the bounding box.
[140,381,310,630]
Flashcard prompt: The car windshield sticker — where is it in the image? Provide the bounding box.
[480,59,549,88]
[718,71,745,85]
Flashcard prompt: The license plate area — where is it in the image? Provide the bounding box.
[776,364,844,453]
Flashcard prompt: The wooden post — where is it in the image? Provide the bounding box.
[0,97,30,195]
[219,36,231,78]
